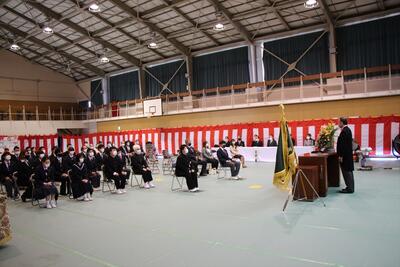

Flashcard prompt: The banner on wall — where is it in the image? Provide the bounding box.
[62,115,400,156]
[0,136,19,150]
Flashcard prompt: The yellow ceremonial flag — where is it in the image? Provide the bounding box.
[273,104,297,190]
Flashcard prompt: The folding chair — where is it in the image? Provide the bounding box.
[130,172,144,188]
[217,161,232,179]
[171,174,185,191]
[31,177,56,208]
[101,167,116,193]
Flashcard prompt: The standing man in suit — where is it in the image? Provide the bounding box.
[337,117,355,194]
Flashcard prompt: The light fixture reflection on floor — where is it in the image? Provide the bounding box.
[10,43,20,51]
[304,0,318,8]
[89,2,101,13]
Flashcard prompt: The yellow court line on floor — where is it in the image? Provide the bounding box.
[248,184,263,189]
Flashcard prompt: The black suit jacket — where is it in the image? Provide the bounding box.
[217,148,231,165]
[104,156,123,179]
[175,154,194,177]
[337,126,354,171]
[251,140,263,147]
[34,165,55,187]
[236,140,245,147]
[267,140,277,147]
[0,161,16,182]
[131,153,148,174]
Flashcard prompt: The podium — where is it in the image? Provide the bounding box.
[298,152,340,197]
[293,166,319,201]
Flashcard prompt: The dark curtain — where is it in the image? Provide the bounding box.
[90,79,103,106]
[337,15,400,71]
[263,31,329,81]
[193,46,250,90]
[109,71,140,102]
[145,60,187,97]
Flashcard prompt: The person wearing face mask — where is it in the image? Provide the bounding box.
[251,134,263,147]
[267,135,277,147]
[71,153,93,201]
[236,136,245,147]
[86,149,101,189]
[63,144,73,157]
[50,148,70,196]
[30,151,45,170]
[201,141,219,170]
[217,141,241,179]
[95,144,107,171]
[304,133,315,146]
[104,142,113,155]
[104,147,128,194]
[33,157,58,209]
[224,136,231,148]
[229,140,247,168]
[81,145,88,157]
[15,151,33,188]
[120,140,133,156]
[12,146,20,164]
[185,139,208,176]
[131,145,155,189]
[0,152,20,199]
[117,148,131,178]
[61,147,76,195]
[175,144,199,192]
[1,148,11,162]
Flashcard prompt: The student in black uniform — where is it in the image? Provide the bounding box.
[104,147,128,194]
[33,157,58,209]
[15,151,33,188]
[95,144,107,170]
[131,145,155,189]
[71,153,93,201]
[175,144,199,192]
[0,152,20,199]
[86,149,101,189]
[49,148,70,196]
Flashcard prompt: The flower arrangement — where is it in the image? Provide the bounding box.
[316,122,337,152]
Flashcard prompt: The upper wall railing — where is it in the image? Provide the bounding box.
[1,65,399,122]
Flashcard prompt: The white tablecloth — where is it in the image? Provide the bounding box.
[228,146,314,162]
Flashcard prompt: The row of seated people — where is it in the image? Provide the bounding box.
[223,133,316,147]
[0,142,156,207]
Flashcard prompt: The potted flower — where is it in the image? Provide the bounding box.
[316,122,337,153]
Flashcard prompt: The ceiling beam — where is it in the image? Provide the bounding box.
[0,23,104,77]
[377,0,385,10]
[160,0,220,46]
[319,0,334,26]
[206,0,253,44]
[3,6,123,69]
[0,0,11,7]
[264,0,290,30]
[108,0,190,56]
[27,1,142,67]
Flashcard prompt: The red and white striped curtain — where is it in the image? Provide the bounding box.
[17,134,58,155]
[63,115,399,156]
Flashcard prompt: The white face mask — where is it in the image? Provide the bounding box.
[39,154,45,159]
[45,163,50,168]
[5,155,11,161]
[107,144,112,148]
[79,158,85,163]
[135,150,141,155]
[69,151,74,156]
[306,136,311,140]
[99,148,105,153]
[183,148,188,155]
[89,152,95,157]
[111,151,117,156]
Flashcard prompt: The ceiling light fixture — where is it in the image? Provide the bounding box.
[213,12,225,31]
[148,32,158,49]
[42,24,54,35]
[99,49,110,63]
[88,2,101,13]
[10,43,20,51]
[304,0,318,9]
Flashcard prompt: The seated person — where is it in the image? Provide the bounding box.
[236,136,245,147]
[104,147,128,194]
[304,133,315,146]
[131,145,155,189]
[185,139,207,176]
[201,141,218,170]
[175,144,199,192]
[224,136,231,148]
[120,140,133,156]
[86,149,101,189]
[20,150,36,202]
[15,151,33,188]
[95,144,107,171]
[117,148,131,178]
[71,153,93,201]
[0,152,20,199]
[267,135,277,147]
[11,146,20,164]
[145,141,157,161]
[230,140,247,168]
[251,134,263,147]
[217,141,241,179]
[50,148,70,196]
[33,156,58,209]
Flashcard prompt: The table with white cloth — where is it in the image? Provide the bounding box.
[227,146,314,162]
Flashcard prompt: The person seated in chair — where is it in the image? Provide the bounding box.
[49,147,70,196]
[229,140,247,168]
[95,144,107,171]
[61,147,76,196]
[217,141,241,180]
[15,151,33,188]
[104,147,128,194]
[224,136,231,148]
[33,156,58,209]
[267,135,277,147]
[117,148,131,179]
[251,134,263,147]
[175,144,199,192]
[120,140,133,156]
[0,152,20,199]
[185,139,208,176]
[236,136,245,147]
[86,149,101,190]
[20,150,35,202]
[304,133,315,146]
[201,141,218,170]
[131,145,155,189]
[71,153,93,201]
